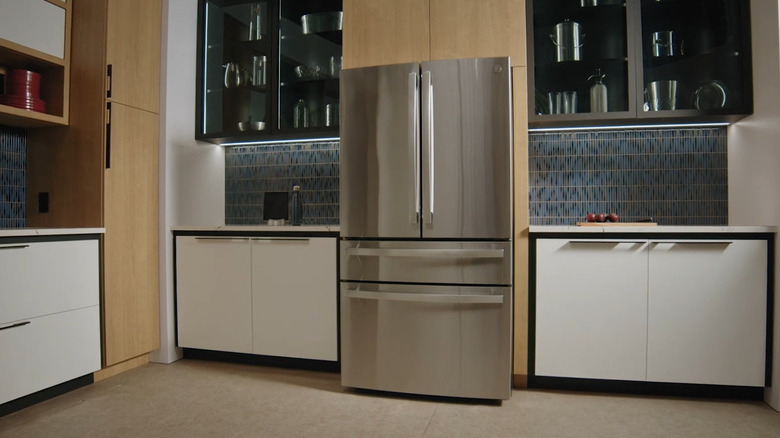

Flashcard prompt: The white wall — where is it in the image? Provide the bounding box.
[152,0,226,364]
[728,0,780,411]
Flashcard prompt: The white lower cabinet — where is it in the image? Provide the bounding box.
[176,235,338,362]
[251,237,338,361]
[647,240,767,386]
[175,237,253,353]
[535,237,769,387]
[0,237,101,406]
[535,239,648,380]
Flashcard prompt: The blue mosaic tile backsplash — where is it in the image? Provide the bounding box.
[529,127,728,225]
[225,140,339,225]
[0,125,26,229]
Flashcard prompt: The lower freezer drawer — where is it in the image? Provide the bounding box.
[340,282,512,400]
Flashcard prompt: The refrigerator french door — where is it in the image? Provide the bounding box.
[339,57,513,400]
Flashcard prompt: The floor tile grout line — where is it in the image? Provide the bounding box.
[420,406,438,438]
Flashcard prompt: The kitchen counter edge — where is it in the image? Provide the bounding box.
[0,228,105,238]
[529,225,777,234]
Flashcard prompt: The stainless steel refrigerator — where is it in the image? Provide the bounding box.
[339,57,513,400]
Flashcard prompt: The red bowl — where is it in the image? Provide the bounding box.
[6,69,42,99]
[0,94,46,112]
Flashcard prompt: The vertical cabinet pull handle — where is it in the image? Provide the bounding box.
[106,64,113,98]
[106,102,112,169]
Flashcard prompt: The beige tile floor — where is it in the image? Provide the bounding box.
[1,359,779,438]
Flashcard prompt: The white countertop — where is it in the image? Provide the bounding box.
[0,228,105,238]
[529,225,777,234]
[172,225,339,233]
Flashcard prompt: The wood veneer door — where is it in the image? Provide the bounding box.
[103,102,160,366]
[342,0,430,69]
[429,0,526,67]
[105,0,161,112]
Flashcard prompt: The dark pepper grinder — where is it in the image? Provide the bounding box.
[291,185,302,226]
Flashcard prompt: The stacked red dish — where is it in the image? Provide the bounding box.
[0,69,47,113]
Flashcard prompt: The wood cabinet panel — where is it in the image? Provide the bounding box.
[106,0,161,112]
[342,0,430,68]
[511,66,529,380]
[103,102,160,366]
[430,0,525,66]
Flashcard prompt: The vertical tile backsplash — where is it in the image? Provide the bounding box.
[529,127,728,225]
[225,140,339,225]
[0,125,26,229]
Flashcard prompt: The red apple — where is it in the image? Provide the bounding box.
[586,213,596,222]
[607,213,619,222]
[595,213,606,222]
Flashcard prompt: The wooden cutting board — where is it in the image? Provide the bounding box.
[576,222,658,227]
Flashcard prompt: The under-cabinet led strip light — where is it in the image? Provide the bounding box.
[218,136,340,147]
[529,122,729,132]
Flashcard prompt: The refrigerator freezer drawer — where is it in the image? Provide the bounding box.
[340,240,512,285]
[340,282,512,400]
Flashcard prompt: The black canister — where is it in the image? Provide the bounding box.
[291,185,302,226]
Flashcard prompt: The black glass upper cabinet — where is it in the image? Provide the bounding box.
[527,0,752,128]
[196,0,342,144]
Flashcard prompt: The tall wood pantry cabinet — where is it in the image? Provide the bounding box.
[341,0,532,385]
[26,0,162,370]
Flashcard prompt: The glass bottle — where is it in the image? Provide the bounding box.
[291,185,302,226]
[293,99,309,128]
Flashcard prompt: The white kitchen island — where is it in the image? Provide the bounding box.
[529,225,776,399]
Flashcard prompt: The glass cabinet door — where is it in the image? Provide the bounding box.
[638,0,750,117]
[529,0,634,122]
[279,0,342,132]
[196,0,342,144]
[199,1,273,138]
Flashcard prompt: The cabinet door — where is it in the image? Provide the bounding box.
[430,0,526,66]
[647,239,767,386]
[0,306,101,405]
[0,0,66,59]
[637,0,751,118]
[528,0,635,121]
[0,240,99,325]
[103,102,160,366]
[175,236,253,354]
[106,0,161,112]
[342,0,430,68]
[251,237,337,361]
[535,238,648,380]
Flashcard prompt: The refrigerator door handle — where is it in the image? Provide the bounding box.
[409,72,420,224]
[344,247,504,259]
[422,70,434,225]
[345,288,504,305]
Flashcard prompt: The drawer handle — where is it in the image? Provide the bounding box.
[194,237,250,241]
[651,241,733,245]
[345,248,504,259]
[568,241,646,245]
[251,238,310,242]
[0,321,31,332]
[0,245,30,251]
[346,289,503,304]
